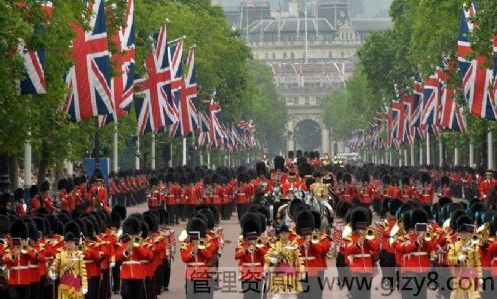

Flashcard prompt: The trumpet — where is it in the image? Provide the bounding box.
[255,237,265,248]
[311,232,321,244]
[20,241,30,255]
[132,236,143,247]
[423,231,432,242]
[197,239,208,250]
[363,226,376,241]
[471,233,480,246]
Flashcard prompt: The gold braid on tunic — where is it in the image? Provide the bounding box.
[447,239,482,299]
[264,239,305,294]
[49,249,88,299]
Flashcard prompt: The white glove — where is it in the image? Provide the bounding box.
[49,274,57,281]
[82,288,88,295]
[110,262,116,268]
[458,255,466,262]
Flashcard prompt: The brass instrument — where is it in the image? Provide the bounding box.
[311,232,321,244]
[197,238,208,250]
[342,223,353,239]
[471,234,480,246]
[255,237,265,248]
[424,231,432,242]
[363,226,376,241]
[132,236,143,247]
[20,241,30,255]
[389,221,405,245]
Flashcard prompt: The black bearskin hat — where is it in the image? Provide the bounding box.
[187,217,207,238]
[438,197,452,209]
[25,219,40,241]
[456,215,474,232]
[289,199,308,220]
[408,208,429,230]
[63,221,81,242]
[295,210,315,235]
[343,173,352,184]
[112,205,127,221]
[110,210,122,229]
[0,215,10,236]
[122,216,141,235]
[274,156,285,171]
[32,217,46,236]
[10,219,28,239]
[421,173,431,184]
[382,174,391,185]
[195,208,215,230]
[40,181,50,192]
[240,212,261,237]
[288,151,295,159]
[361,172,370,183]
[441,176,450,186]
[298,163,313,179]
[401,176,410,186]
[388,198,402,216]
[256,162,267,177]
[149,177,159,187]
[311,210,321,230]
[57,179,67,191]
[350,207,371,230]
[14,188,23,201]
[30,185,40,198]
[144,213,158,232]
[450,209,467,231]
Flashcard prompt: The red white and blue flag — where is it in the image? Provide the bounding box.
[209,100,224,148]
[198,111,212,147]
[457,2,496,120]
[421,74,440,126]
[64,0,114,122]
[163,39,183,124]
[134,26,177,135]
[18,1,53,95]
[100,0,135,126]
[170,47,198,137]
[411,81,423,127]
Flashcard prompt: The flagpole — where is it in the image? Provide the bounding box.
[24,132,32,189]
[426,134,431,166]
[207,151,211,169]
[438,138,443,167]
[488,128,494,170]
[151,134,156,170]
[410,143,414,166]
[169,143,173,167]
[200,150,204,166]
[182,138,187,166]
[419,141,424,166]
[469,139,474,167]
[112,122,118,173]
[135,136,140,170]
[454,147,459,166]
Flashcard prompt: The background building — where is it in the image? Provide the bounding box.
[222,0,391,154]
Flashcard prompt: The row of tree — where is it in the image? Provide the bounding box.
[0,0,286,189]
[321,0,497,167]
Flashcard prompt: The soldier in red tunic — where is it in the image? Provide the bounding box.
[393,208,437,299]
[147,177,162,210]
[440,176,451,198]
[339,207,380,299]
[235,212,268,299]
[295,210,331,299]
[478,170,495,199]
[181,217,216,299]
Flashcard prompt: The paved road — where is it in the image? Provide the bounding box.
[112,203,440,299]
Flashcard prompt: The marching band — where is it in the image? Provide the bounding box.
[1,152,497,298]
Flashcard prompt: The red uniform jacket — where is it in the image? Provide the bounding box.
[237,184,248,204]
[382,218,397,254]
[116,244,154,280]
[394,232,436,273]
[296,235,331,276]
[42,192,55,213]
[84,242,103,278]
[3,247,38,285]
[235,241,268,281]
[340,232,380,273]
[180,242,216,280]
[148,190,162,209]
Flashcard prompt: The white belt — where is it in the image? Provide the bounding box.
[140,260,150,264]
[238,193,246,196]
[242,262,261,266]
[122,261,141,265]
[404,252,428,259]
[84,260,95,264]
[187,262,206,266]
[348,254,371,262]
[11,266,30,270]
[301,256,316,261]
[28,265,39,269]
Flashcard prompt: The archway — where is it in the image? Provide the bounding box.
[294,119,322,151]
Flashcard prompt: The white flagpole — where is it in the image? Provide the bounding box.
[151,134,156,170]
[469,139,474,167]
[438,138,443,167]
[135,136,140,170]
[410,143,415,166]
[488,129,494,170]
[112,122,118,172]
[24,133,32,188]
[207,151,211,169]
[426,134,431,166]
[419,142,424,166]
[182,138,187,166]
[454,147,459,166]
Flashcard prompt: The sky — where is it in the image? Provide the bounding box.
[219,0,393,18]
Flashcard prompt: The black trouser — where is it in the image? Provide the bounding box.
[299,271,324,299]
[145,277,155,299]
[112,263,122,293]
[99,269,111,299]
[336,253,348,286]
[163,259,171,289]
[241,280,265,299]
[86,277,99,299]
[379,250,396,289]
[400,272,428,299]
[30,282,40,299]
[347,273,371,299]
[186,279,213,299]
[121,279,144,299]
[9,285,31,299]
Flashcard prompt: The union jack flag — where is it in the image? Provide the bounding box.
[64,0,114,122]
[411,81,423,127]
[401,95,414,145]
[439,69,467,133]
[100,0,135,126]
[134,26,177,135]
[390,101,406,148]
[198,111,212,147]
[209,100,224,148]
[170,47,198,137]
[457,2,496,120]
[421,75,440,126]
[163,39,183,123]
[18,1,52,95]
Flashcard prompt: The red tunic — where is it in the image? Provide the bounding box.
[180,242,216,280]
[235,240,268,281]
[296,235,331,276]
[340,232,380,273]
[394,232,436,273]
